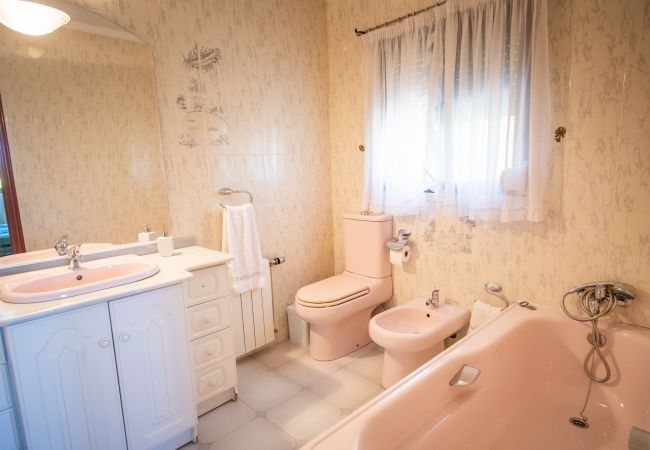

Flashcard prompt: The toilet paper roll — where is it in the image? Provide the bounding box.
[389,245,411,266]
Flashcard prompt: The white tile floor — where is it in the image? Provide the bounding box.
[182,341,385,450]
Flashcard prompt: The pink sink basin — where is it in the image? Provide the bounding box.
[370,299,470,387]
[0,255,159,304]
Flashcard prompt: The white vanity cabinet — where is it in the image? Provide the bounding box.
[0,340,20,450]
[3,284,195,450]
[183,265,237,415]
[110,286,195,449]
[4,303,127,450]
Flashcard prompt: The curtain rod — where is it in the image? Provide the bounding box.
[354,0,448,36]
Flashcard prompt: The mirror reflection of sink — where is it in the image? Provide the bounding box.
[0,243,114,266]
[0,255,159,304]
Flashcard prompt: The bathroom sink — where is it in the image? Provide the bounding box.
[370,298,470,387]
[370,300,470,352]
[0,255,159,304]
[0,243,114,266]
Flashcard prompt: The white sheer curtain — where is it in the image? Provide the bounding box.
[362,0,551,222]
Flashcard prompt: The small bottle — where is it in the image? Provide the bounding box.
[138,224,157,242]
[157,230,174,257]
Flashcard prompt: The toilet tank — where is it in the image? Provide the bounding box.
[343,213,393,278]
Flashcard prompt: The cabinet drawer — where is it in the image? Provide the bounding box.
[185,266,228,306]
[0,364,10,411]
[194,359,236,404]
[187,299,231,340]
[0,408,20,450]
[190,328,234,372]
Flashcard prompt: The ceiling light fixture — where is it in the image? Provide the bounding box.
[0,0,70,36]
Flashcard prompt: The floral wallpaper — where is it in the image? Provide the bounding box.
[0,26,170,250]
[325,0,650,327]
[36,0,648,338]
[70,0,334,340]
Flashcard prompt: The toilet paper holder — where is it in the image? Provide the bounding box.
[386,228,411,251]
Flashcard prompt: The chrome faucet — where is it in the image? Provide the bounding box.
[425,289,440,308]
[68,244,82,271]
[54,234,68,256]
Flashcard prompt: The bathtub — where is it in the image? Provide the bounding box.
[303,304,650,450]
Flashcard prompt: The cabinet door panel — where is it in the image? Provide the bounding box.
[0,364,11,411]
[0,408,20,450]
[110,285,195,450]
[5,304,125,450]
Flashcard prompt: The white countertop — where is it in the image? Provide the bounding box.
[141,245,233,271]
[0,246,233,327]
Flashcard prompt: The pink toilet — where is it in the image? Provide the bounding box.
[295,213,393,361]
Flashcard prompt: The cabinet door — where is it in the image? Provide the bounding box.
[110,285,196,450]
[4,304,126,450]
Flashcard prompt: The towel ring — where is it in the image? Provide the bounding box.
[219,187,253,209]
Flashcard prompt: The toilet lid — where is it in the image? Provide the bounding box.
[296,274,370,308]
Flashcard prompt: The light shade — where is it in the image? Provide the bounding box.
[0,0,70,36]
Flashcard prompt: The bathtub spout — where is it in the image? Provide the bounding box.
[449,364,481,386]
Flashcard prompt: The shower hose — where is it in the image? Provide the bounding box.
[560,287,616,383]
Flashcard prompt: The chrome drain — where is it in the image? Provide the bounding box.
[569,417,589,429]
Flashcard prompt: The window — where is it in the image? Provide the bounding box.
[362,0,551,222]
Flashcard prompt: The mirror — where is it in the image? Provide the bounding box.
[0,0,170,260]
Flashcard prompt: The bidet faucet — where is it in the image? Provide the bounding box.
[68,244,82,271]
[425,289,440,308]
[54,234,68,256]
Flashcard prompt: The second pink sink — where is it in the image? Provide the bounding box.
[370,298,470,388]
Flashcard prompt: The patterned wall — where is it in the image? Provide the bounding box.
[325,0,650,327]
[72,0,334,339]
[0,27,170,250]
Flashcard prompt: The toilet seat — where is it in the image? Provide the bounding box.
[296,274,370,308]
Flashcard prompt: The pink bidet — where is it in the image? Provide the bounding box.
[370,298,469,388]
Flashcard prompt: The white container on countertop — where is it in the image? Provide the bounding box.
[157,231,174,257]
[138,224,157,242]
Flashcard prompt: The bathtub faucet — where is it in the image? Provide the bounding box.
[425,290,439,308]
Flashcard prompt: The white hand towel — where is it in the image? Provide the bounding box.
[468,299,502,333]
[222,203,266,294]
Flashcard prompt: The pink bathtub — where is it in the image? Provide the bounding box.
[303,304,650,449]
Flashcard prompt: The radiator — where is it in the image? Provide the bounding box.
[229,259,275,357]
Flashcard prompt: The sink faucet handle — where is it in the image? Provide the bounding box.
[426,289,440,308]
[68,244,83,271]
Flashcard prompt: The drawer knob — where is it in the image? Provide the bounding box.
[98,338,111,348]
[119,332,131,342]
[203,316,213,324]
[209,378,218,387]
[207,348,216,356]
